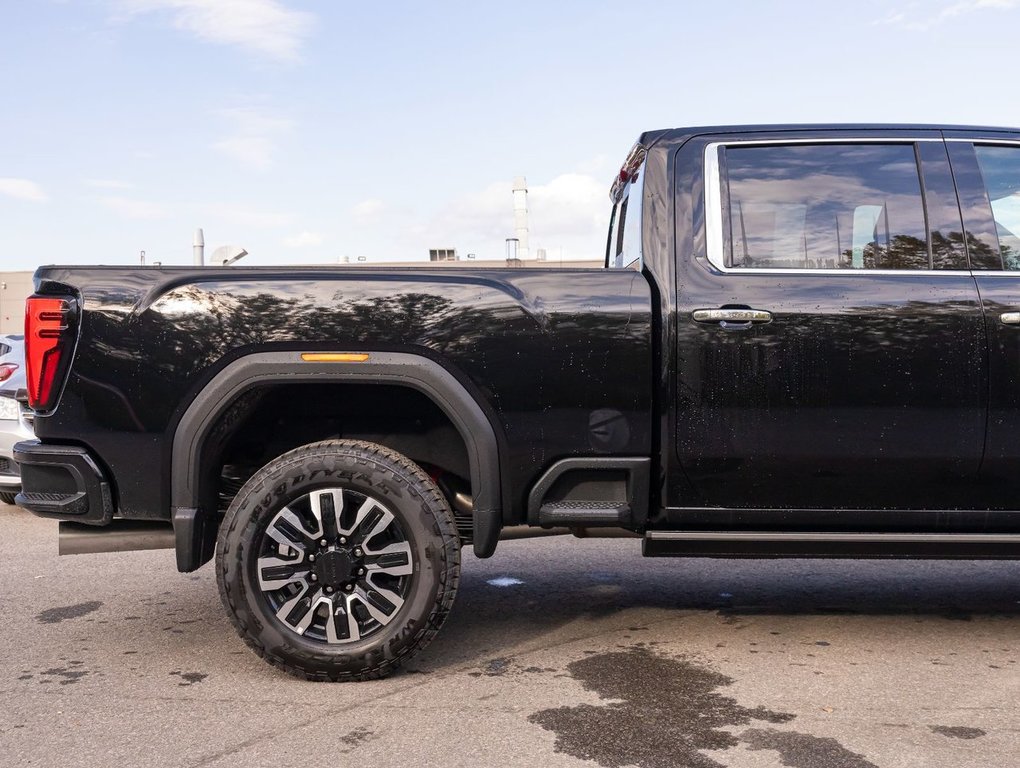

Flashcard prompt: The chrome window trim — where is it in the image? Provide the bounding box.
[700,267,973,277]
[704,143,725,271]
[945,138,1020,143]
[703,137,955,276]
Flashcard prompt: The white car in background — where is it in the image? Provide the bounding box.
[0,336,33,506]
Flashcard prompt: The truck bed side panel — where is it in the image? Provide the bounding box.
[32,267,653,521]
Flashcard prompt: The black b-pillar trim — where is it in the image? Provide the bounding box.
[170,351,504,572]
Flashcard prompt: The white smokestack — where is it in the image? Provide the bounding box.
[193,228,205,266]
[512,176,529,260]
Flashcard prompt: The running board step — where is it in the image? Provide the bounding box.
[643,531,1020,559]
[539,501,631,527]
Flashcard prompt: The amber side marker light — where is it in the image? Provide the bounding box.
[300,352,370,362]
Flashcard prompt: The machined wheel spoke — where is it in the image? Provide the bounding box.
[364,541,413,577]
[325,595,362,643]
[257,556,310,590]
[357,580,404,623]
[266,506,320,550]
[341,497,387,544]
[275,581,319,632]
[359,507,395,547]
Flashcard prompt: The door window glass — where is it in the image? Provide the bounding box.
[723,144,930,270]
[974,145,1020,270]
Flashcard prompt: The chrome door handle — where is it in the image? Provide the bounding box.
[1001,311,1020,325]
[693,308,772,324]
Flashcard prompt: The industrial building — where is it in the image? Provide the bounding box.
[1,272,33,336]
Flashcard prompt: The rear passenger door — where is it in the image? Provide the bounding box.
[945,130,1020,507]
[674,130,986,512]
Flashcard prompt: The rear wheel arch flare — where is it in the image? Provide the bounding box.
[170,351,504,560]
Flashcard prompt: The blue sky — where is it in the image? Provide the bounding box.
[3,0,1020,271]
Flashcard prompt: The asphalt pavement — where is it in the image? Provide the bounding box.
[1,502,1018,768]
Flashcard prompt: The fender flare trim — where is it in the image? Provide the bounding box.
[170,351,503,569]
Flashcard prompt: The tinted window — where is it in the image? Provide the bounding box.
[605,203,621,266]
[974,145,1020,270]
[723,144,930,270]
[917,142,969,270]
[608,165,644,270]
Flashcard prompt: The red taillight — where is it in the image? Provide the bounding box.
[0,363,17,382]
[25,296,75,411]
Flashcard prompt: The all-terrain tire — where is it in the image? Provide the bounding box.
[0,492,16,506]
[216,440,461,681]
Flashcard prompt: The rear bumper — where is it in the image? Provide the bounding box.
[13,441,114,525]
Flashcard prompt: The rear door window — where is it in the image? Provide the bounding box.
[719,143,932,270]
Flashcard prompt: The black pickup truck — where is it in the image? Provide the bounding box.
[16,124,1020,680]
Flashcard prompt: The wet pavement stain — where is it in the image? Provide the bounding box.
[485,657,511,675]
[470,657,514,677]
[930,725,986,739]
[35,601,103,624]
[528,647,793,768]
[40,667,89,685]
[742,728,877,768]
[170,671,208,686]
[340,726,375,750]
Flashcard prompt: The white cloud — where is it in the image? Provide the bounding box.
[0,178,48,202]
[575,154,615,177]
[944,0,1020,12]
[938,0,1020,20]
[246,164,611,264]
[205,203,294,228]
[213,106,294,171]
[114,0,313,61]
[100,195,170,219]
[217,106,293,134]
[283,230,323,248]
[530,173,608,240]
[879,0,1020,28]
[351,198,385,222]
[85,178,134,190]
[412,170,610,261]
[213,135,275,171]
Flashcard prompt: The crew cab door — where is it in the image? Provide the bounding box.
[945,130,1020,507]
[674,130,986,512]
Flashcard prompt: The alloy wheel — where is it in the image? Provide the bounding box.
[255,487,414,644]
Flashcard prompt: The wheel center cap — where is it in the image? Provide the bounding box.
[315,549,354,587]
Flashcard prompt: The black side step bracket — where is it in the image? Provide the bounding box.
[643,531,1020,559]
[527,457,650,527]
